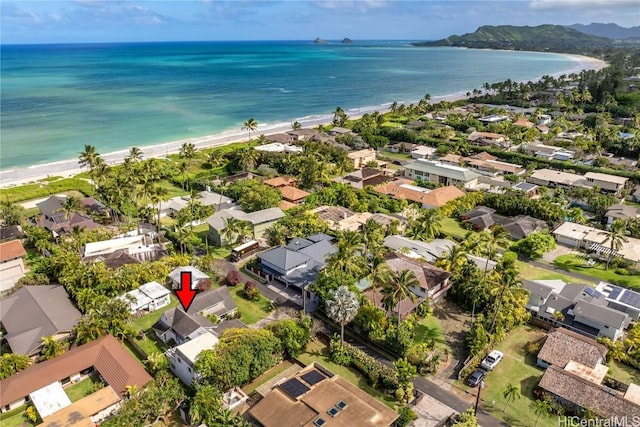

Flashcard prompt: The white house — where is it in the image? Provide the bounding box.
[166,332,218,385]
[118,281,171,315]
[82,233,166,262]
[168,266,210,290]
[403,159,481,189]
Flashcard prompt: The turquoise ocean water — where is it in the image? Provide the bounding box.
[1,41,581,169]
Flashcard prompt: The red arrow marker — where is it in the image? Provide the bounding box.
[176,271,196,312]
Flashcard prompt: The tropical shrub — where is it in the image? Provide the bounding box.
[244,281,259,300]
[226,270,242,286]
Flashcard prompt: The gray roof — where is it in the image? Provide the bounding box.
[606,204,639,220]
[209,318,247,337]
[198,191,234,207]
[512,182,538,192]
[285,238,314,251]
[206,207,285,231]
[573,300,630,329]
[383,235,455,263]
[35,196,64,217]
[153,308,214,340]
[298,239,337,263]
[306,233,335,243]
[258,247,310,271]
[523,280,555,300]
[404,159,481,182]
[187,287,237,317]
[168,266,209,284]
[0,286,81,355]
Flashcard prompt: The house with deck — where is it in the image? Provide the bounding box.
[403,159,480,189]
[118,281,171,315]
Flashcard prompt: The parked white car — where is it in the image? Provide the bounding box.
[480,350,504,371]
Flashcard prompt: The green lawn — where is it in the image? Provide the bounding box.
[156,180,189,198]
[131,295,179,331]
[134,335,166,357]
[378,151,412,161]
[0,405,34,427]
[414,316,447,350]
[65,376,103,402]
[298,339,397,409]
[243,361,295,394]
[440,217,469,239]
[471,325,556,427]
[515,260,585,284]
[608,360,640,385]
[553,254,640,288]
[229,286,272,325]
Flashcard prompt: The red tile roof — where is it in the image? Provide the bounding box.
[263,176,297,188]
[280,186,310,203]
[0,335,152,405]
[0,240,26,263]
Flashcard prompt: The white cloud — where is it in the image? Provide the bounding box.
[529,0,640,10]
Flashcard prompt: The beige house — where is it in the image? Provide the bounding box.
[584,172,628,196]
[467,131,508,148]
[403,159,481,189]
[347,148,376,169]
[0,240,27,294]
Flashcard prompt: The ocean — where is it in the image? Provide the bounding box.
[1,40,583,169]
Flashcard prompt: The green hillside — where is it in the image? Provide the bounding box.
[413,24,613,53]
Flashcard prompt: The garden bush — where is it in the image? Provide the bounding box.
[244,281,259,300]
[226,270,242,286]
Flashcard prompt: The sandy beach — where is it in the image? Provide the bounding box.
[0,53,607,189]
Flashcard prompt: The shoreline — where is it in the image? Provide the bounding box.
[0,52,607,189]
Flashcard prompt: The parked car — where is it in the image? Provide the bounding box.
[467,369,486,387]
[480,350,504,371]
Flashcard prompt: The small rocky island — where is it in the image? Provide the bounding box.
[341,38,353,43]
[314,37,327,44]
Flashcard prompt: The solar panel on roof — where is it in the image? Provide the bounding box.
[314,418,326,427]
[327,407,339,418]
[280,378,310,398]
[584,288,602,299]
[620,291,640,309]
[301,370,326,386]
[336,400,348,410]
[608,286,622,300]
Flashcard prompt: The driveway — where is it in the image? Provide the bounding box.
[541,245,573,263]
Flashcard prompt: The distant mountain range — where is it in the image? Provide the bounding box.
[568,23,640,40]
[412,24,620,53]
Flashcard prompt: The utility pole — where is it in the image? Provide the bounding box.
[474,380,485,416]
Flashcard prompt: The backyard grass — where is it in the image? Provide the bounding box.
[229,286,272,325]
[553,254,640,288]
[0,405,34,427]
[134,335,166,357]
[243,361,295,394]
[414,315,447,350]
[378,151,412,161]
[469,325,556,427]
[65,376,103,402]
[440,217,469,240]
[608,360,640,385]
[155,180,189,198]
[131,295,179,331]
[515,260,585,284]
[298,339,397,409]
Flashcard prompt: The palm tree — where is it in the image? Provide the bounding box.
[479,225,510,274]
[367,248,391,309]
[237,147,259,172]
[222,217,251,246]
[325,285,360,344]
[78,144,101,193]
[128,146,143,162]
[150,186,170,234]
[242,118,258,141]
[179,142,197,165]
[333,107,348,126]
[265,222,288,247]
[435,245,467,276]
[327,233,364,286]
[291,121,302,130]
[502,383,521,412]
[57,196,82,219]
[598,219,629,270]
[41,336,65,360]
[382,269,419,323]
[532,398,553,427]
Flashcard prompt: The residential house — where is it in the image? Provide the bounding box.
[538,365,640,420]
[255,142,304,153]
[0,285,81,356]
[512,117,535,128]
[605,204,639,225]
[403,159,481,189]
[206,207,285,246]
[328,126,353,136]
[595,281,640,321]
[185,286,237,320]
[0,239,27,294]
[374,179,465,209]
[463,152,525,176]
[536,328,608,369]
[347,148,377,169]
[84,250,141,269]
[552,221,640,263]
[248,362,398,427]
[386,142,418,153]
[0,335,151,423]
[258,234,336,303]
[35,195,101,235]
[461,206,547,240]
[511,181,540,198]
[166,332,219,385]
[82,233,167,262]
[81,196,110,217]
[267,133,296,144]
[118,281,171,315]
[152,307,216,345]
[478,114,509,124]
[279,186,310,206]
[0,225,25,242]
[168,266,210,290]
[310,206,374,232]
[198,190,236,212]
[467,131,509,148]
[411,146,437,159]
[527,169,585,190]
[523,279,631,341]
[584,172,628,196]
[521,142,575,161]
[263,176,298,188]
[335,167,393,190]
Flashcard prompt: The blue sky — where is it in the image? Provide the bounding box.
[2,0,639,44]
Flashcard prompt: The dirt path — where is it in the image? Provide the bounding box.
[432,298,472,381]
